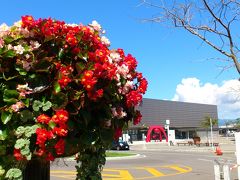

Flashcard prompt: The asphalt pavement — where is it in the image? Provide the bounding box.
[50,137,238,180]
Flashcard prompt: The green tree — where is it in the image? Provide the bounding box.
[201,116,218,142]
[234,118,240,129]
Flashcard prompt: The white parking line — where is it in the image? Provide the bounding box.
[198,158,213,162]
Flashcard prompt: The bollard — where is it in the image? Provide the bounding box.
[214,164,221,180]
[223,165,230,180]
[214,159,231,180]
[235,132,240,179]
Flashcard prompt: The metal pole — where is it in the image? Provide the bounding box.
[210,118,214,150]
[235,132,240,179]
[167,125,170,146]
[166,120,170,146]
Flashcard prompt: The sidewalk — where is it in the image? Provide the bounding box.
[129,139,236,154]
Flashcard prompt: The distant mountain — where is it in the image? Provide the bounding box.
[218,119,235,126]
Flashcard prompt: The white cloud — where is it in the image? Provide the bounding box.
[172,78,240,119]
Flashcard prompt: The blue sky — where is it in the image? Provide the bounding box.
[1,0,239,118]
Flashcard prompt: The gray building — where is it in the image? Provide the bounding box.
[127,98,218,141]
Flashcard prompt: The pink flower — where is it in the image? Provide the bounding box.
[17,83,31,91]
[111,107,127,119]
[0,23,10,37]
[117,64,129,78]
[13,45,24,54]
[119,81,133,95]
[89,20,101,31]
[109,51,121,62]
[101,36,110,46]
[30,40,41,50]
[17,83,32,97]
[11,102,25,112]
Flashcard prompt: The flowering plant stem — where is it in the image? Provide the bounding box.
[76,144,106,179]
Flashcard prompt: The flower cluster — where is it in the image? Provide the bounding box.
[35,109,68,160]
[0,15,147,179]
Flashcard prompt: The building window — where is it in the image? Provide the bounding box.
[189,131,195,138]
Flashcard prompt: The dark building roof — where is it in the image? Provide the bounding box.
[137,98,218,128]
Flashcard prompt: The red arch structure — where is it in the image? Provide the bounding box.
[146,125,168,142]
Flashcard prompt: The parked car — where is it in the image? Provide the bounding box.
[111,140,130,150]
[227,130,236,137]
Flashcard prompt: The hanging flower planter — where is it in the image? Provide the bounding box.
[0,16,147,179]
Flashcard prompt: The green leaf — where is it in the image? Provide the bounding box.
[4,36,15,44]
[16,125,39,138]
[0,48,3,55]
[29,74,36,79]
[73,90,84,101]
[100,129,114,145]
[48,121,56,129]
[34,59,52,72]
[42,101,52,111]
[14,140,24,149]
[22,98,30,107]
[15,66,27,76]
[24,126,33,138]
[3,89,19,105]
[20,147,30,156]
[76,62,86,73]
[14,138,30,149]
[26,153,32,160]
[81,110,92,125]
[121,77,127,85]
[80,132,98,146]
[3,89,18,98]
[20,110,33,122]
[0,166,5,176]
[4,50,16,58]
[15,126,25,137]
[0,145,6,155]
[51,92,68,110]
[54,82,61,93]
[32,100,42,111]
[5,168,22,179]
[0,129,8,141]
[1,111,12,124]
[58,48,64,59]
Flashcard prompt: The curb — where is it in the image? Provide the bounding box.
[132,148,235,154]
[106,153,145,160]
[65,153,145,161]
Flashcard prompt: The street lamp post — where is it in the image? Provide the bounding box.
[166,120,170,146]
[210,118,214,150]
